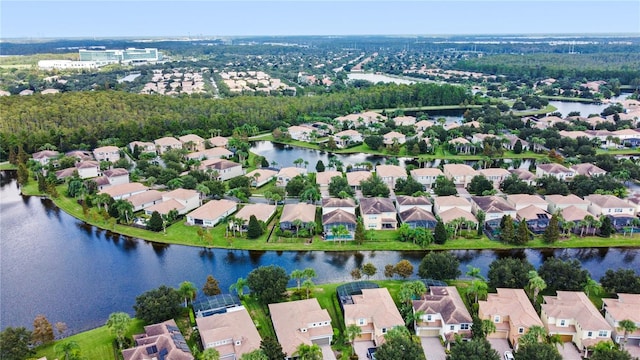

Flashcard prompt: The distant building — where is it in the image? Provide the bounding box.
[79,48,162,65]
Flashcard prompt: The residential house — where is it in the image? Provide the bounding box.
[561,206,596,226]
[509,169,537,186]
[93,146,120,162]
[470,196,517,226]
[316,171,342,193]
[128,141,156,154]
[415,120,435,131]
[541,291,613,357]
[126,190,164,212]
[383,131,406,145]
[413,286,473,346]
[269,299,333,359]
[287,125,314,142]
[323,209,357,240]
[322,197,356,215]
[335,111,387,127]
[207,136,229,148]
[360,197,397,230]
[99,182,148,201]
[32,150,59,166]
[185,147,233,161]
[333,130,363,148]
[443,164,477,187]
[154,137,182,154]
[393,115,416,127]
[179,134,205,152]
[585,194,636,230]
[447,137,474,154]
[477,168,511,189]
[571,163,607,177]
[102,168,130,187]
[375,164,407,188]
[479,288,544,351]
[343,288,404,346]
[276,167,307,187]
[517,205,551,234]
[536,163,575,180]
[280,203,316,231]
[234,203,276,230]
[201,159,243,181]
[433,196,472,215]
[144,189,200,216]
[506,194,548,211]
[196,307,262,359]
[65,150,93,162]
[471,133,496,145]
[122,319,193,360]
[186,199,237,227]
[396,195,432,213]
[398,207,437,229]
[613,129,640,147]
[436,207,477,228]
[503,134,529,151]
[545,194,590,214]
[55,167,78,180]
[410,168,444,189]
[602,294,640,347]
[244,169,277,188]
[346,171,372,190]
[75,160,101,179]
[625,193,640,215]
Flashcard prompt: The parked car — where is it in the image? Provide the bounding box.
[504,351,515,360]
[367,347,377,360]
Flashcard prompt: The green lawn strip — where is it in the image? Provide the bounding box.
[242,296,276,339]
[0,162,17,170]
[596,148,640,156]
[251,180,278,195]
[511,104,557,117]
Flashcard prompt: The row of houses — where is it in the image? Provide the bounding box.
[128,134,229,155]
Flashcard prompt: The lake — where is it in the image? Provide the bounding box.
[1,171,639,335]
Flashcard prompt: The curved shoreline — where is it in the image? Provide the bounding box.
[18,181,640,252]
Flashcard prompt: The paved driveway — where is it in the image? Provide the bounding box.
[420,337,446,360]
[353,340,375,360]
[625,344,640,359]
[556,342,582,360]
[320,344,337,360]
[488,338,512,358]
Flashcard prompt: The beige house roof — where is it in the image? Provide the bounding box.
[415,120,435,129]
[602,294,640,326]
[542,291,612,331]
[571,163,607,177]
[99,182,148,198]
[154,136,181,146]
[347,171,372,186]
[322,197,356,208]
[480,288,543,329]
[187,199,237,221]
[510,168,536,181]
[434,196,471,208]
[179,134,205,144]
[277,167,304,179]
[537,163,573,174]
[126,190,164,207]
[122,319,193,360]
[315,171,342,185]
[545,194,589,207]
[506,194,547,208]
[471,196,516,214]
[413,286,472,325]
[561,205,595,222]
[517,205,550,221]
[584,194,633,209]
[360,197,395,214]
[383,131,405,140]
[335,129,360,137]
[376,165,406,178]
[245,169,277,184]
[196,307,261,358]
[207,136,229,147]
[443,163,476,176]
[145,199,185,215]
[76,160,99,169]
[396,195,431,207]
[280,203,316,223]
[103,168,129,178]
[203,158,241,171]
[235,203,276,223]
[269,299,332,358]
[399,207,436,223]
[438,207,477,224]
[187,147,233,160]
[32,150,59,160]
[448,137,470,145]
[323,209,357,225]
[93,145,119,153]
[164,188,199,201]
[344,288,404,342]
[410,168,443,177]
[393,115,416,126]
[477,168,510,177]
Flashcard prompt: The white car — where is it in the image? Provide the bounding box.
[504,350,515,360]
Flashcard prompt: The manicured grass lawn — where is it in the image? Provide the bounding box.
[512,104,557,116]
[251,180,278,195]
[0,161,17,170]
[596,148,640,156]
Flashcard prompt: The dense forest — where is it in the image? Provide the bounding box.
[453,53,640,83]
[0,82,469,158]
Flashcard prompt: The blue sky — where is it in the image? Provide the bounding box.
[1,1,639,39]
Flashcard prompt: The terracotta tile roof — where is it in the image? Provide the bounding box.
[396,195,431,207]
[506,194,546,207]
[376,165,406,178]
[477,168,510,177]
[322,198,356,208]
[602,294,640,325]
[280,203,316,223]
[196,307,261,358]
[399,207,436,223]
[448,137,470,145]
[187,199,237,221]
[471,196,516,214]
[542,291,612,331]
[179,134,204,143]
[323,209,357,225]
[207,136,229,147]
[103,168,129,177]
[571,163,607,176]
[537,163,572,174]
[93,145,119,153]
[344,288,404,338]
[203,159,241,171]
[410,168,443,177]
[561,205,595,222]
[438,207,477,224]
[480,288,542,329]
[544,194,589,206]
[360,197,395,214]
[277,167,304,179]
[383,131,405,140]
[434,196,472,208]
[32,150,59,159]
[315,171,342,185]
[413,286,472,325]
[443,163,476,176]
[145,199,185,215]
[76,160,99,169]
[517,204,550,221]
[269,299,332,357]
[235,203,276,223]
[245,169,277,184]
[584,194,633,209]
[99,182,148,198]
[335,129,360,137]
[163,189,198,201]
[122,319,193,360]
[154,136,181,146]
[126,190,164,207]
[346,171,372,186]
[510,168,536,181]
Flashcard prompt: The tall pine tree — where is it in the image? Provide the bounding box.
[434,220,448,245]
[515,220,530,245]
[543,214,560,244]
[247,215,263,239]
[499,215,515,244]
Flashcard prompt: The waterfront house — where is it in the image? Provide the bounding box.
[154,136,182,154]
[343,288,404,346]
[244,169,277,188]
[287,125,315,141]
[509,169,537,186]
[179,134,205,152]
[276,167,307,187]
[470,196,517,226]
[536,163,574,180]
[315,171,342,193]
[99,182,148,201]
[126,190,164,212]
[279,203,316,231]
[410,168,444,189]
[335,111,387,127]
[396,195,432,213]
[413,286,473,346]
[93,146,120,163]
[233,203,276,230]
[545,194,590,214]
[32,150,59,166]
[602,294,640,348]
[571,163,607,177]
[447,137,474,155]
[415,119,435,131]
[506,194,548,211]
[433,196,472,215]
[585,194,636,230]
[322,197,356,215]
[201,159,243,181]
[393,115,416,127]
[207,136,229,148]
[269,299,333,359]
[375,164,407,188]
[333,129,363,148]
[398,207,437,229]
[346,170,372,190]
[74,160,100,179]
[443,164,477,187]
[516,205,551,234]
[144,189,200,216]
[196,306,262,359]
[477,168,511,189]
[323,209,357,240]
[383,131,406,145]
[122,319,194,360]
[186,199,237,227]
[541,291,613,357]
[185,147,233,161]
[128,141,156,155]
[360,197,397,230]
[103,168,130,187]
[479,288,543,351]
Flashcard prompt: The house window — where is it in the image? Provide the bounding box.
[518,327,524,334]
[460,324,469,330]
[560,320,566,326]
[382,328,387,334]
[598,330,608,337]
[494,315,500,323]
[358,318,366,325]
[615,208,622,213]
[426,315,432,321]
[450,325,455,331]
[587,331,593,337]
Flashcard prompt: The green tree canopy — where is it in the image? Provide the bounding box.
[515,342,562,360]
[467,175,494,195]
[538,258,589,292]
[447,339,500,360]
[247,265,289,304]
[375,327,425,360]
[360,174,390,198]
[0,327,34,360]
[133,285,182,324]
[433,175,457,196]
[487,258,535,289]
[328,176,353,198]
[260,337,286,360]
[147,211,164,232]
[418,251,461,280]
[600,269,640,294]
[203,275,221,296]
[247,215,264,239]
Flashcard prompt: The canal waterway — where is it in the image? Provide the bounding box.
[1,171,639,335]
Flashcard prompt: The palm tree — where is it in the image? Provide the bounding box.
[196,183,210,199]
[466,266,485,280]
[562,220,575,237]
[178,281,197,307]
[527,271,547,306]
[520,325,547,347]
[578,219,589,237]
[482,319,497,337]
[467,279,488,304]
[292,219,304,238]
[291,269,304,289]
[202,348,221,360]
[293,343,322,360]
[300,187,320,203]
[229,277,248,298]
[617,319,638,348]
[54,341,80,360]
[106,312,132,350]
[583,276,599,297]
[345,324,362,355]
[331,225,341,244]
[584,215,595,236]
[114,199,134,224]
[302,279,314,299]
